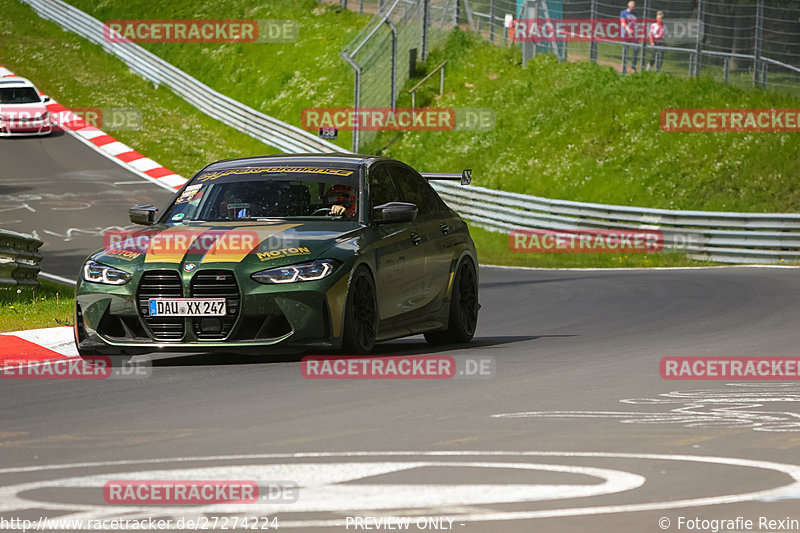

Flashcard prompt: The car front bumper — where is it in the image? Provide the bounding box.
[0,118,52,136]
[75,265,352,355]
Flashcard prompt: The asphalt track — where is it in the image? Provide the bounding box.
[3,134,800,532]
[0,132,176,280]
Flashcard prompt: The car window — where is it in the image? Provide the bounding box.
[162,166,359,222]
[368,165,399,211]
[387,165,440,215]
[0,87,41,104]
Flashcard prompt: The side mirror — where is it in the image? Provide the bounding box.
[129,204,158,225]
[42,95,50,103]
[373,202,418,224]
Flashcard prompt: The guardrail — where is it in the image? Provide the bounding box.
[431,181,800,264]
[0,231,43,287]
[409,60,447,116]
[21,0,341,155]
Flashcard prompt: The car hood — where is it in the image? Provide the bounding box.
[90,220,363,271]
[0,103,48,118]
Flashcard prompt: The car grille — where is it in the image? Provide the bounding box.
[137,270,185,341]
[190,270,240,339]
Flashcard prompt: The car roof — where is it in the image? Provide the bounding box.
[202,153,397,173]
[0,77,37,88]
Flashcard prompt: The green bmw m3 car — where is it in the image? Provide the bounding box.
[74,153,479,358]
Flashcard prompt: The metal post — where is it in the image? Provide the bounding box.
[753,0,764,88]
[455,0,460,26]
[360,0,364,14]
[723,57,730,83]
[622,46,628,75]
[422,0,430,60]
[761,62,768,89]
[341,52,361,152]
[589,0,597,63]
[489,0,495,42]
[522,0,537,66]
[640,0,649,71]
[440,65,445,95]
[693,0,703,76]
[462,0,476,31]
[385,19,398,110]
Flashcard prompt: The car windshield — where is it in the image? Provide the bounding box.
[0,87,41,104]
[162,166,360,223]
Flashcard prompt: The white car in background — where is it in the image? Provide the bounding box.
[0,77,52,137]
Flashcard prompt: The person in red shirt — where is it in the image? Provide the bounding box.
[647,11,666,71]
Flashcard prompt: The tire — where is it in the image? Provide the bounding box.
[342,267,378,354]
[425,259,479,345]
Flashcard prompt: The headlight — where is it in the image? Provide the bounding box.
[252,259,338,284]
[82,260,132,285]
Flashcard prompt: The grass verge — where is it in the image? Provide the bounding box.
[0,279,74,332]
[374,30,800,213]
[62,0,369,153]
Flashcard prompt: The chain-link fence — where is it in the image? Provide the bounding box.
[340,0,458,151]
[526,0,800,89]
[485,0,800,93]
[338,0,800,150]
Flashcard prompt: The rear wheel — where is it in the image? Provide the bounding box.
[342,267,378,354]
[425,259,479,345]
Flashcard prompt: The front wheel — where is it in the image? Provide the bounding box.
[425,259,479,345]
[342,267,378,354]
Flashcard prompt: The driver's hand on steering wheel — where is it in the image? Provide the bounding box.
[330,205,346,216]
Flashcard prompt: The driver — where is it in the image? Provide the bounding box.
[324,184,357,217]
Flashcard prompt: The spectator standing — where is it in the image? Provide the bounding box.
[620,1,639,72]
[647,11,666,71]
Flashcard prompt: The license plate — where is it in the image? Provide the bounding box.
[148,298,226,317]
